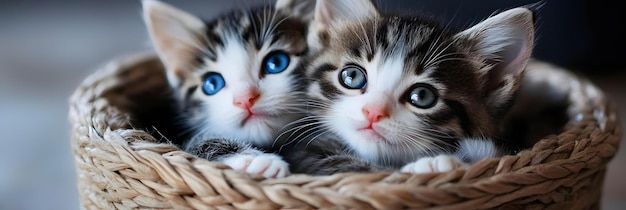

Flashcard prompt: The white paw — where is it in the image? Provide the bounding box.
[400,155,467,174]
[221,153,290,178]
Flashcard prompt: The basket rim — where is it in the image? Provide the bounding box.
[69,52,622,209]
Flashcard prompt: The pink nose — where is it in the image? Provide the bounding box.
[233,89,260,110]
[362,105,389,123]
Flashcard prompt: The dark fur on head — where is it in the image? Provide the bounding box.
[281,0,534,174]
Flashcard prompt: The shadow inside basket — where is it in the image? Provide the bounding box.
[69,52,621,209]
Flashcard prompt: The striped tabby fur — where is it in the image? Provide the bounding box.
[280,0,534,175]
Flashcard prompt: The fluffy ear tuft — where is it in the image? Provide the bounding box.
[314,0,379,26]
[142,0,205,86]
[307,0,379,50]
[275,0,316,21]
[455,7,535,116]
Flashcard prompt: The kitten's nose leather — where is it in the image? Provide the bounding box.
[234,89,260,110]
[362,105,389,123]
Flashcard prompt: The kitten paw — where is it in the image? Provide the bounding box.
[221,153,290,178]
[400,155,467,174]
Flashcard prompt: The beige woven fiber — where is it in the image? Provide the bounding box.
[69,53,622,209]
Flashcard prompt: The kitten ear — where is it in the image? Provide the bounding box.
[455,7,535,114]
[275,0,316,21]
[142,0,205,86]
[308,0,379,49]
[314,0,379,25]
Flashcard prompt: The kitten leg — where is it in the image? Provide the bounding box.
[400,155,467,174]
[291,153,388,175]
[185,138,290,178]
[400,139,501,174]
[454,138,504,164]
[280,135,391,175]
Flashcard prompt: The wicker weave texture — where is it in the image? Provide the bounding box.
[69,53,621,209]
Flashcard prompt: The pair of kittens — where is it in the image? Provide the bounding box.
[143,0,534,178]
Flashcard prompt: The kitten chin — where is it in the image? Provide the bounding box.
[193,110,301,148]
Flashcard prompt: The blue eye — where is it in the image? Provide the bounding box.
[339,65,367,89]
[202,72,225,95]
[264,52,290,74]
[408,85,437,108]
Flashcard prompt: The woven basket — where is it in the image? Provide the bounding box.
[69,52,621,209]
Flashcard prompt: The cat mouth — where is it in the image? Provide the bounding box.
[357,127,389,143]
[240,110,276,126]
[241,112,265,125]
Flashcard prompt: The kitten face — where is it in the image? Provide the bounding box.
[189,19,307,146]
[144,1,310,147]
[305,1,533,165]
[309,20,473,164]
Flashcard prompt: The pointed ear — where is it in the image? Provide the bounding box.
[275,0,316,21]
[142,0,205,86]
[455,7,535,114]
[314,0,379,25]
[308,0,379,49]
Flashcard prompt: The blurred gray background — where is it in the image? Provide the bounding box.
[0,0,623,209]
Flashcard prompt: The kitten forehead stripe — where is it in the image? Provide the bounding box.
[319,80,341,100]
[311,63,337,79]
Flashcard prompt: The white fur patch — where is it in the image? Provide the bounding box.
[327,51,448,165]
[400,155,467,174]
[221,153,290,178]
[453,138,501,164]
[328,52,407,162]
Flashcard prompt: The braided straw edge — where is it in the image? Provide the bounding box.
[69,53,622,209]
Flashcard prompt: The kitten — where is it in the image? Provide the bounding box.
[279,0,534,175]
[142,0,313,178]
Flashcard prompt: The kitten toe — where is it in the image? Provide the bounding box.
[401,155,467,174]
[246,154,274,174]
[221,154,255,172]
[400,161,432,174]
[249,154,290,178]
[265,157,290,178]
[275,167,289,178]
